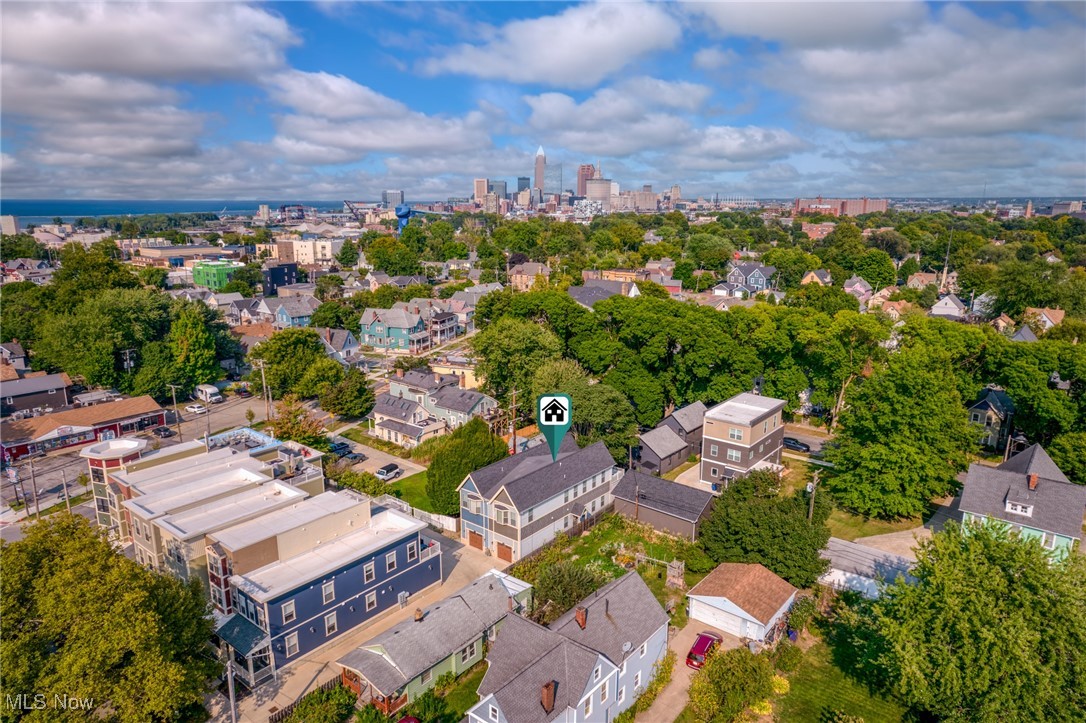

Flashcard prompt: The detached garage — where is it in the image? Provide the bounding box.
[687,563,797,642]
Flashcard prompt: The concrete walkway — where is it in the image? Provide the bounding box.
[208,534,500,722]
[636,623,741,723]
[854,496,962,561]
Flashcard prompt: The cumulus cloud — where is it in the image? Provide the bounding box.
[762,5,1086,139]
[689,1,927,48]
[419,2,681,88]
[1,2,297,81]
[692,47,738,70]
[265,70,409,119]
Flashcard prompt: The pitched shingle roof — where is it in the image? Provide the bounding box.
[374,393,422,422]
[668,401,706,434]
[432,387,489,414]
[0,396,163,445]
[566,284,618,309]
[0,372,72,398]
[464,436,614,510]
[612,470,714,524]
[639,426,687,459]
[996,443,1069,483]
[969,386,1015,420]
[360,307,421,329]
[510,262,551,277]
[687,563,797,625]
[1011,326,1037,342]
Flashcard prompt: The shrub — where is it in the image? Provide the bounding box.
[533,561,603,624]
[285,684,357,723]
[355,705,387,723]
[404,689,451,723]
[689,647,774,722]
[751,699,773,715]
[509,533,570,585]
[820,709,865,723]
[678,544,715,574]
[771,674,790,695]
[771,641,803,673]
[789,595,819,633]
[613,650,676,723]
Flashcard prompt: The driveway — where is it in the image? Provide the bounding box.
[637,623,743,723]
[783,424,833,455]
[335,436,426,478]
[672,463,705,491]
[853,496,962,561]
[209,532,498,722]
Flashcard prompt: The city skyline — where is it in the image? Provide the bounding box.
[1,2,1084,201]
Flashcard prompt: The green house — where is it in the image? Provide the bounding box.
[960,444,1086,560]
[192,260,244,291]
[336,570,532,717]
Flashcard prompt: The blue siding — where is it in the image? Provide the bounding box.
[246,532,441,671]
[460,509,485,528]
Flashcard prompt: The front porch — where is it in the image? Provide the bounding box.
[217,613,275,690]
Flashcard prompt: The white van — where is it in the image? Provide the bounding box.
[195,384,224,404]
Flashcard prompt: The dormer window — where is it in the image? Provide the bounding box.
[1006,501,1033,517]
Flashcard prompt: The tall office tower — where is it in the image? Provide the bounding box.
[586,177,612,213]
[483,193,501,214]
[534,146,546,190]
[488,180,508,199]
[517,176,530,193]
[577,164,596,196]
[473,178,489,201]
[670,185,682,202]
[543,163,563,197]
[382,190,404,207]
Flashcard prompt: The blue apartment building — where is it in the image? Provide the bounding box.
[220,507,442,685]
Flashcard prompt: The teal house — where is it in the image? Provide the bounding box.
[359,308,431,354]
[960,444,1086,560]
[336,570,531,716]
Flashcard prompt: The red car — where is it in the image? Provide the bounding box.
[686,631,723,669]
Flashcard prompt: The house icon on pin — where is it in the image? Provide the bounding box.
[542,398,566,424]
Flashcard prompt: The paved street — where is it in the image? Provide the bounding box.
[782,424,832,455]
[207,532,499,723]
[636,623,742,723]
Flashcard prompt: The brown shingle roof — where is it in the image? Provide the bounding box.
[687,563,797,625]
[0,396,163,444]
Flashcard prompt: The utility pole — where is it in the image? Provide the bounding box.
[61,469,71,514]
[167,384,184,441]
[807,470,819,523]
[121,348,136,375]
[254,360,271,421]
[634,484,640,521]
[508,387,518,454]
[225,657,238,723]
[29,458,40,519]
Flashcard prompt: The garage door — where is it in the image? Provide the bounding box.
[468,531,483,550]
[496,542,513,562]
[689,598,745,637]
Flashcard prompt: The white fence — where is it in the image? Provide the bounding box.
[374,494,459,533]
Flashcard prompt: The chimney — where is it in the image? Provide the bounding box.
[508,595,514,611]
[396,368,404,379]
[414,607,424,623]
[575,606,587,630]
[325,328,332,343]
[541,681,556,714]
[434,372,441,384]
[460,373,466,389]
[1028,473,1038,491]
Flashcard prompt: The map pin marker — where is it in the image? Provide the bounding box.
[537,393,572,462]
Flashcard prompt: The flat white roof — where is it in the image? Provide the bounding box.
[209,490,370,552]
[123,467,268,520]
[155,483,308,541]
[114,446,248,492]
[705,393,786,425]
[232,509,425,603]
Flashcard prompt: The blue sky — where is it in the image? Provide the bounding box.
[1,1,1083,200]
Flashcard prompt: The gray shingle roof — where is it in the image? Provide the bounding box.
[374,393,422,422]
[465,436,615,510]
[549,572,668,667]
[338,571,526,695]
[360,307,421,329]
[216,613,268,657]
[566,284,617,309]
[400,369,459,392]
[668,401,706,434]
[968,387,1015,419]
[0,372,71,397]
[639,426,687,459]
[820,537,915,585]
[1011,326,1038,342]
[960,447,1085,539]
[432,387,489,414]
[275,296,319,318]
[375,419,425,438]
[612,470,714,523]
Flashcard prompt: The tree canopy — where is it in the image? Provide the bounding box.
[426,418,508,515]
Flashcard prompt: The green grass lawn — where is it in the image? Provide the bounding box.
[826,508,923,541]
[389,470,432,512]
[443,663,487,720]
[673,706,699,723]
[340,427,412,458]
[777,642,907,722]
[662,459,698,481]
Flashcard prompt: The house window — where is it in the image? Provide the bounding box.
[585,696,592,718]
[460,641,477,664]
[727,449,742,462]
[386,551,397,572]
[621,659,627,675]
[322,580,335,604]
[591,500,597,512]
[711,467,719,478]
[489,705,498,722]
[282,600,296,624]
[601,680,608,704]
[710,444,719,457]
[763,420,768,433]
[364,561,375,583]
[634,671,642,690]
[1006,502,1033,517]
[1042,532,1056,549]
[640,642,647,658]
[407,542,418,561]
[495,508,512,526]
[421,668,432,685]
[564,490,570,503]
[285,632,299,657]
[594,667,601,683]
[526,508,534,524]
[971,412,982,423]
[617,686,626,704]
[325,612,338,636]
[366,591,377,611]
[729,427,742,441]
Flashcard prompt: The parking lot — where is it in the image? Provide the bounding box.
[333,434,426,479]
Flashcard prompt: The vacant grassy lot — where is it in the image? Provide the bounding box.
[389,470,431,511]
[777,642,907,722]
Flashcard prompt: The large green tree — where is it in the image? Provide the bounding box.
[319,368,376,419]
[866,523,1086,721]
[825,344,977,518]
[269,394,327,448]
[248,328,327,398]
[698,470,831,587]
[0,233,48,261]
[688,646,775,723]
[1048,432,1086,484]
[472,316,562,402]
[1,515,220,723]
[426,418,508,514]
[170,306,221,392]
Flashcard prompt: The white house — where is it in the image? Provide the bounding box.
[687,563,797,642]
[930,294,968,320]
[818,538,915,599]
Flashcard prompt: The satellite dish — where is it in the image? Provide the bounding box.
[621,642,632,653]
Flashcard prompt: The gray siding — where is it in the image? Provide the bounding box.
[613,499,699,541]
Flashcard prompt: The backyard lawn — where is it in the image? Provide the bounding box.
[444,663,487,720]
[777,642,907,722]
[389,470,431,512]
[339,427,411,458]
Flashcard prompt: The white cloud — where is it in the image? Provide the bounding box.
[0,2,297,81]
[419,2,681,88]
[689,1,927,48]
[763,5,1086,139]
[692,47,738,70]
[265,70,409,119]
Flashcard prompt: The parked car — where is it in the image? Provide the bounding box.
[686,631,723,669]
[184,403,208,415]
[235,388,252,398]
[342,452,368,462]
[152,426,175,438]
[375,463,402,481]
[782,437,811,453]
[327,441,352,457]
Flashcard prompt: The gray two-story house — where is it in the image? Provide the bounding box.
[967,385,1015,452]
[458,436,619,563]
[372,369,498,447]
[0,372,74,418]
